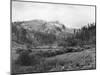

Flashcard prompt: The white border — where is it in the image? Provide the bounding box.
[0,0,100,75]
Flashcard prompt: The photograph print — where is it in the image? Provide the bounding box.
[11,0,96,74]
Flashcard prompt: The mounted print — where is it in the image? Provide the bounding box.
[11,0,96,74]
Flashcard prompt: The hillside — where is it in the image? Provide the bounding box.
[12,20,73,46]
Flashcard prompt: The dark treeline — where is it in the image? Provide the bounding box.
[74,23,96,41]
[74,23,96,44]
[58,23,96,47]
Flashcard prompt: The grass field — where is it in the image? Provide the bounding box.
[11,42,96,74]
[45,47,96,71]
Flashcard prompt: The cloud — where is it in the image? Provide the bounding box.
[12,1,95,28]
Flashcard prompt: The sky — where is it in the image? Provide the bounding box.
[12,1,95,28]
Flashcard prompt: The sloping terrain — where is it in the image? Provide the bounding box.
[12,20,73,46]
[11,45,96,74]
[11,20,96,74]
[46,47,96,71]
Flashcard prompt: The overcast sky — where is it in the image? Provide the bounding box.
[12,1,95,28]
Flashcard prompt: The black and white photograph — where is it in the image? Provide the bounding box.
[11,0,96,74]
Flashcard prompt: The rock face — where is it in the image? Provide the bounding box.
[43,21,66,34]
[20,20,68,34]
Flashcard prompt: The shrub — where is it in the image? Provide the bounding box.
[66,37,79,46]
[34,31,56,45]
[15,50,42,66]
[16,48,24,54]
[15,51,32,66]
